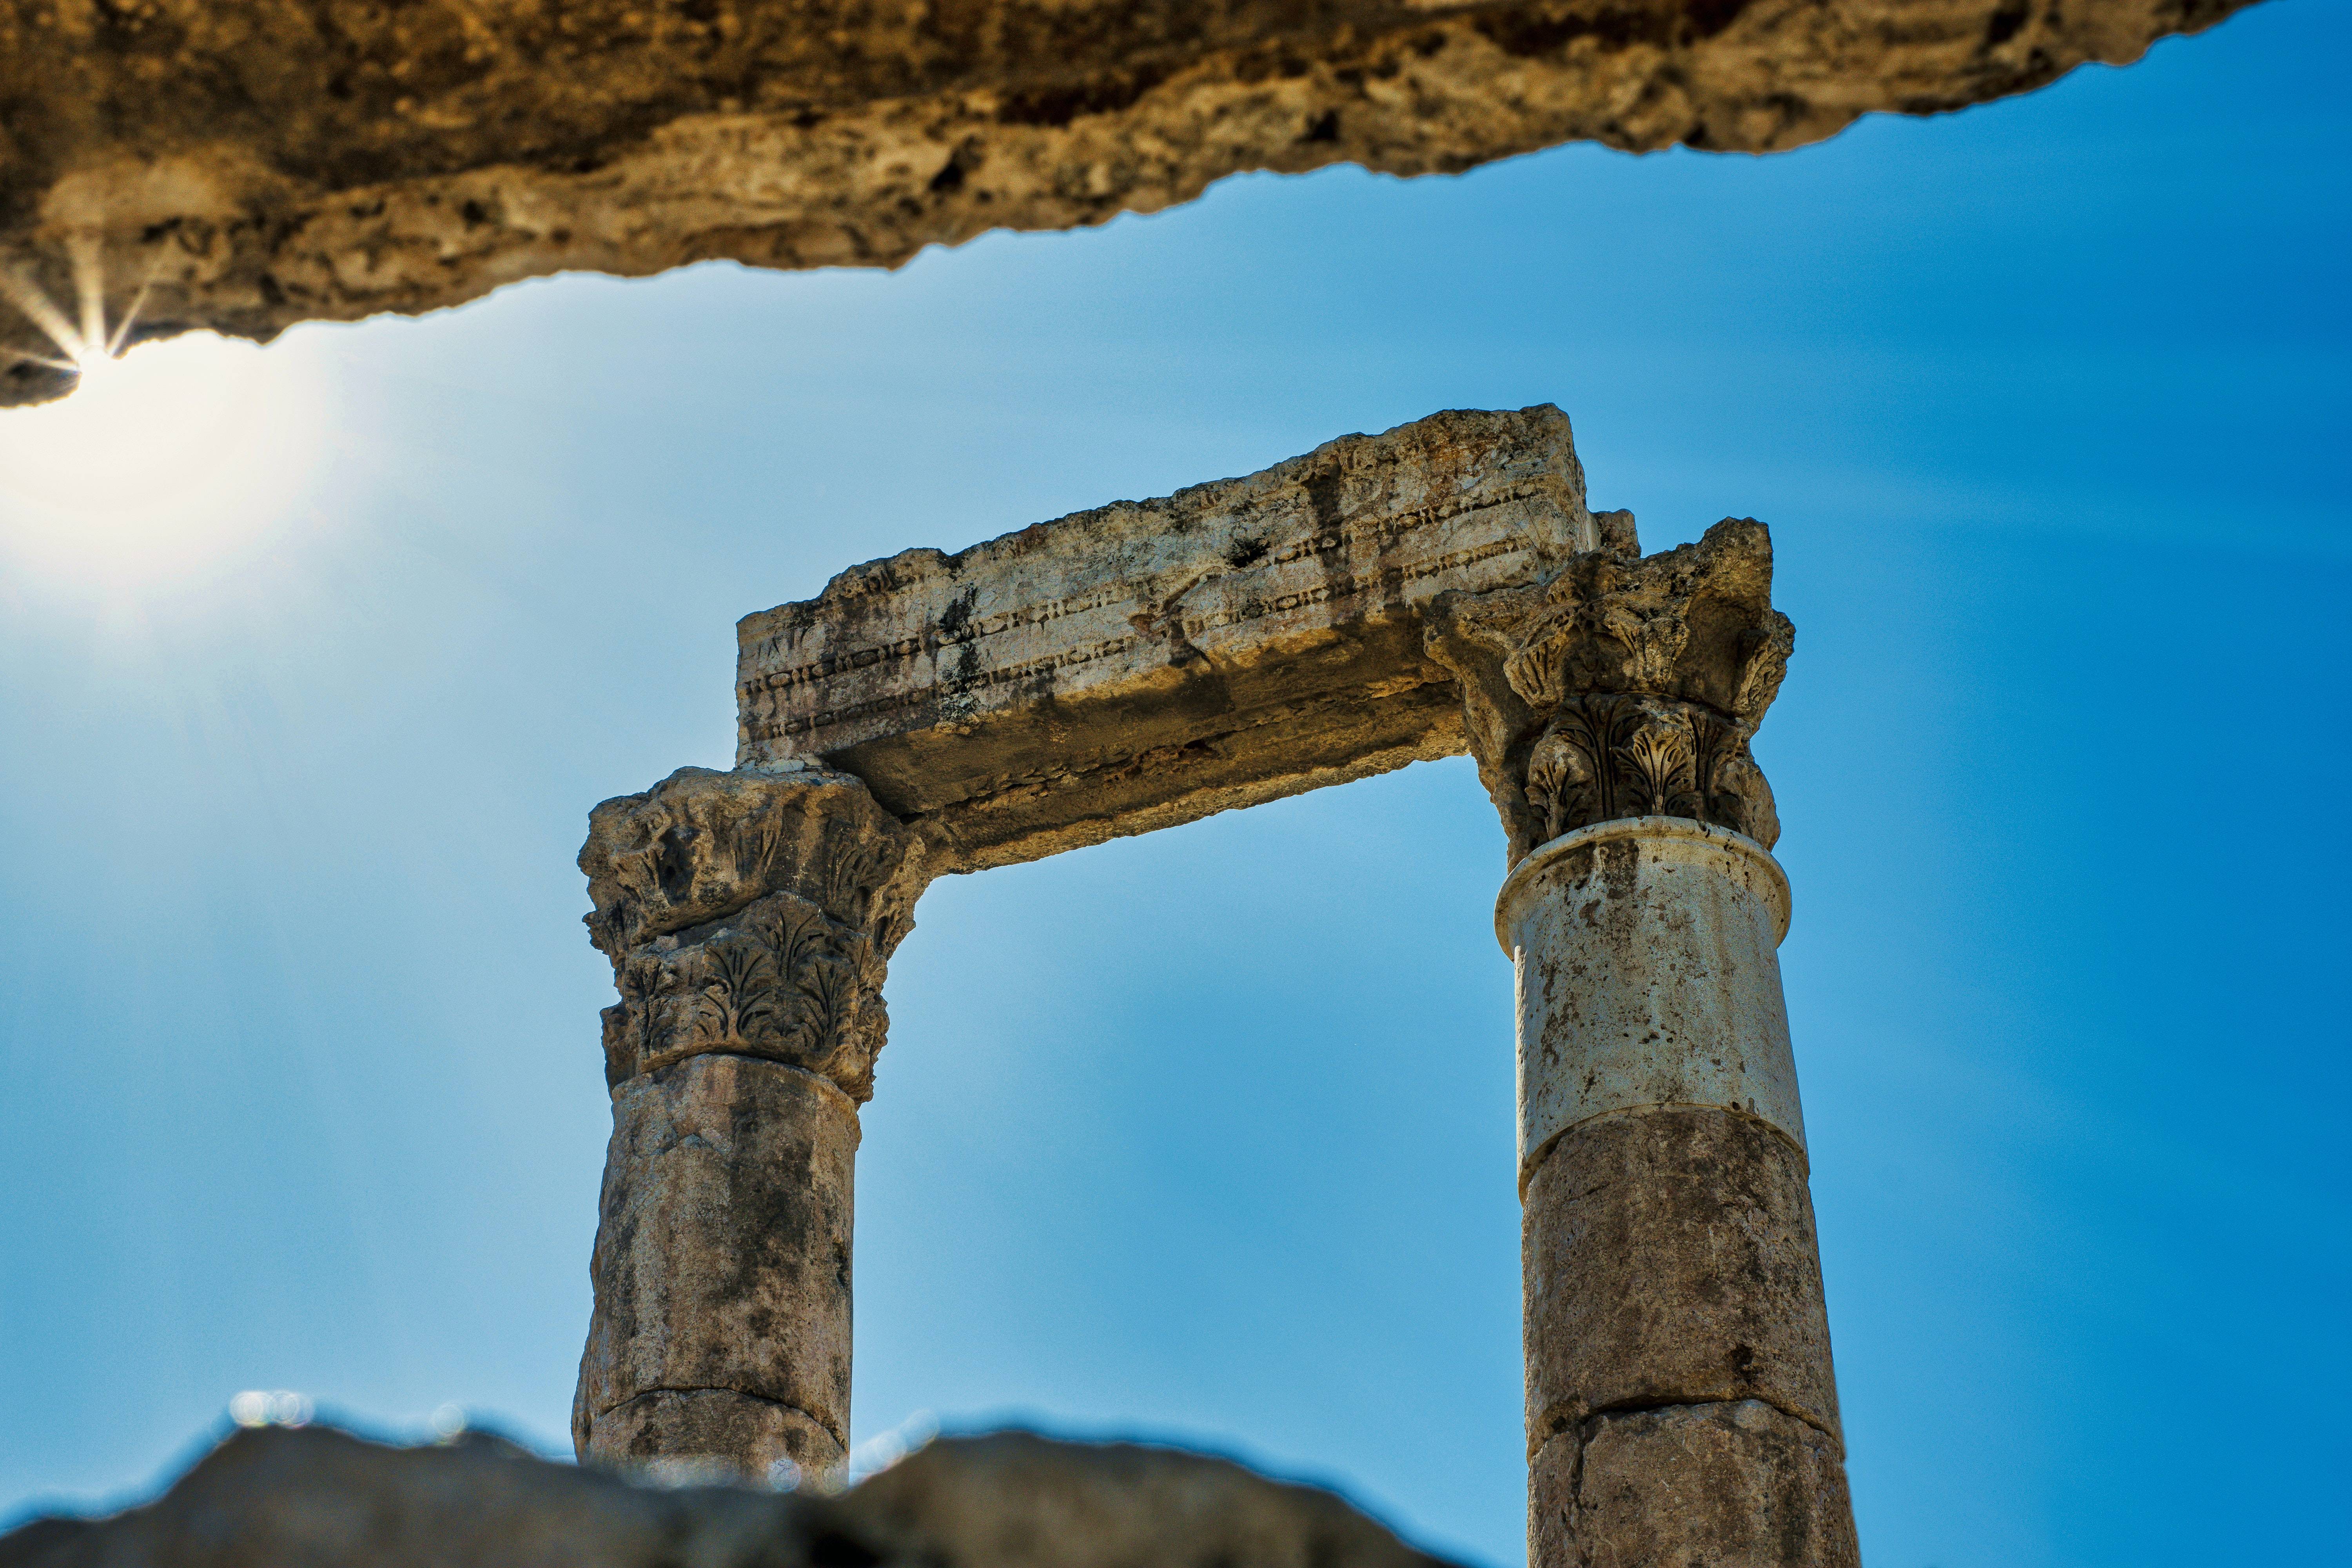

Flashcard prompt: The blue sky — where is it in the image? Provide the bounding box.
[1,4,2345,1564]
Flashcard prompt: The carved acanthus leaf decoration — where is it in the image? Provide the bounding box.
[1520,694,1777,851]
[596,890,892,1098]
[583,766,922,1101]
[1427,517,1791,862]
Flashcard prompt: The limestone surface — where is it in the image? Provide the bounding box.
[579,1055,861,1479]
[0,0,2258,403]
[0,1426,1456,1568]
[739,405,1599,870]
[1497,818,1802,1172]
[1521,1106,1840,1446]
[1530,1399,1859,1568]
[1422,489,1857,1561]
[575,765,928,1477]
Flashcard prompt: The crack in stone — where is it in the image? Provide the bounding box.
[641,1049,862,1111]
[1518,1099,1809,1198]
[598,1385,847,1453]
[1533,1396,1858,1567]
[1540,1391,1842,1455]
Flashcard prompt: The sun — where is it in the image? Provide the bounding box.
[0,330,332,579]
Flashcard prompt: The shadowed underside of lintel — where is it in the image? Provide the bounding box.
[735,404,1620,871]
[0,0,2260,404]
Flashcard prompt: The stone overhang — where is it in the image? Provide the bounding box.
[0,0,2262,405]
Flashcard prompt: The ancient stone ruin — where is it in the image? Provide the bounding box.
[0,403,1850,1563]
[571,405,1855,1563]
[0,399,1854,1561]
[0,0,2273,1550]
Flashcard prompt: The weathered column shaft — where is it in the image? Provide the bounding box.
[571,764,924,1481]
[582,1054,859,1478]
[1431,519,1860,1566]
[1505,822,1854,1564]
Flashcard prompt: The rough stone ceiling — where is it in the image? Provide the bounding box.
[2,0,2256,404]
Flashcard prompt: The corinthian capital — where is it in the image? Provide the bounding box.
[579,764,929,1101]
[1426,518,1792,863]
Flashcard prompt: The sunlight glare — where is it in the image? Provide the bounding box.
[0,330,331,579]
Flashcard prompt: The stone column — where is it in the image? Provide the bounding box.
[1431,519,1860,1567]
[570,764,927,1483]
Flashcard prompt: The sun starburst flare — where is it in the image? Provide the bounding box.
[1,237,334,581]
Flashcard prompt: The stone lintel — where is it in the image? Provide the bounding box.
[736,406,1610,872]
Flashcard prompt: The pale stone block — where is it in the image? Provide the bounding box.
[736,407,1604,870]
[1531,1401,1859,1568]
[1497,817,1803,1172]
[1523,1105,1840,1445]
[574,1054,859,1475]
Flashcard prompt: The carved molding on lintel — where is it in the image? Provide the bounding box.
[581,764,928,1102]
[1427,517,1791,864]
